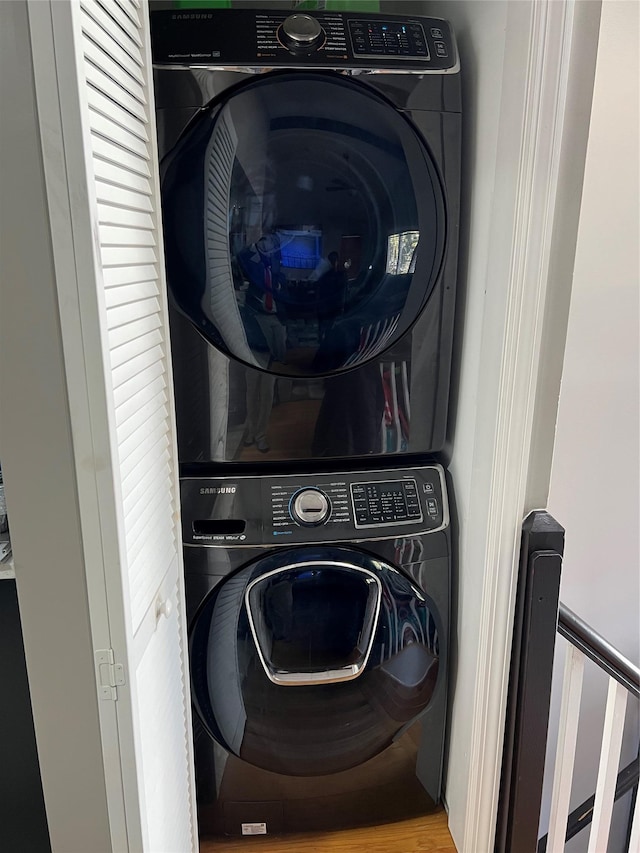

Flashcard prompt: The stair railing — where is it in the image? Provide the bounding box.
[494,510,639,852]
[538,605,639,852]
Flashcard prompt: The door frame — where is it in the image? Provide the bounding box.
[444,1,602,850]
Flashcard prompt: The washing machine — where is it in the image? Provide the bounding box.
[151,8,461,466]
[182,464,451,837]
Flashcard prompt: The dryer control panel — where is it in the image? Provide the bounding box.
[151,9,458,73]
[181,466,448,547]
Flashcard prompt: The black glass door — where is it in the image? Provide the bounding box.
[189,547,441,776]
[161,72,445,377]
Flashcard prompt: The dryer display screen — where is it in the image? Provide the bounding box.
[350,479,423,527]
[348,20,429,58]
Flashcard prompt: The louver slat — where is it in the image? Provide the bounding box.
[101,246,157,268]
[104,281,159,309]
[116,388,168,446]
[111,344,165,390]
[93,159,153,196]
[97,203,154,229]
[96,180,153,212]
[125,479,171,554]
[110,328,163,371]
[80,10,144,85]
[86,70,147,126]
[80,1,144,62]
[103,263,157,288]
[108,314,163,352]
[87,87,148,141]
[92,135,151,179]
[91,0,143,48]
[120,433,169,498]
[83,38,146,104]
[90,109,149,159]
[100,225,156,248]
[113,361,165,411]
[84,52,146,119]
[121,453,170,521]
[119,416,169,479]
[115,375,166,430]
[127,509,174,572]
[118,412,169,478]
[107,298,161,333]
[122,462,171,525]
[114,0,142,28]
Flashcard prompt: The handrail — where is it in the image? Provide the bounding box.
[558,603,640,699]
[536,605,640,853]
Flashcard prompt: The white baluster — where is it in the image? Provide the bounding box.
[587,677,628,853]
[548,644,585,852]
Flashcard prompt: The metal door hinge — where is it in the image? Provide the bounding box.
[95,649,126,701]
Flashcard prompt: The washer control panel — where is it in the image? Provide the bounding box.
[151,9,457,72]
[181,466,447,546]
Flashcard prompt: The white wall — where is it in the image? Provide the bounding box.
[542,2,640,850]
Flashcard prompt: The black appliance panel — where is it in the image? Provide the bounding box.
[180,465,447,547]
[151,9,457,72]
[182,467,452,833]
[152,9,461,464]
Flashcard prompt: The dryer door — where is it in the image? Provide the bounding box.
[189,547,441,776]
[161,71,446,377]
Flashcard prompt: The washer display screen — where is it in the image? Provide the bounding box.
[350,479,423,527]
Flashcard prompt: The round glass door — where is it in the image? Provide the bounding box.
[161,72,446,377]
[189,547,441,776]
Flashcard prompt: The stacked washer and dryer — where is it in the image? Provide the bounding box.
[152,6,461,839]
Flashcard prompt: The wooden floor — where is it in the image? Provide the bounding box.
[200,809,457,852]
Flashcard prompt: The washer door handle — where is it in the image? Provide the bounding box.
[244,560,382,687]
[269,663,363,687]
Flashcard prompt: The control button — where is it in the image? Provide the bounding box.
[427,498,439,516]
[280,13,324,52]
[290,488,331,526]
[434,41,448,57]
[431,27,444,39]
[423,482,435,494]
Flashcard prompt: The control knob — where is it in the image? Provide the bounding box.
[279,14,324,52]
[290,488,331,526]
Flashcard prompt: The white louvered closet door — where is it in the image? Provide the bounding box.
[28,1,197,850]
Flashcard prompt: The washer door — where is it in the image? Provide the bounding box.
[161,71,446,377]
[189,547,441,776]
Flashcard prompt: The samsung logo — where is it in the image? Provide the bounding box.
[200,486,236,495]
[172,13,213,20]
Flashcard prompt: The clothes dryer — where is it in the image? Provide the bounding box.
[152,9,461,465]
[182,465,450,836]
